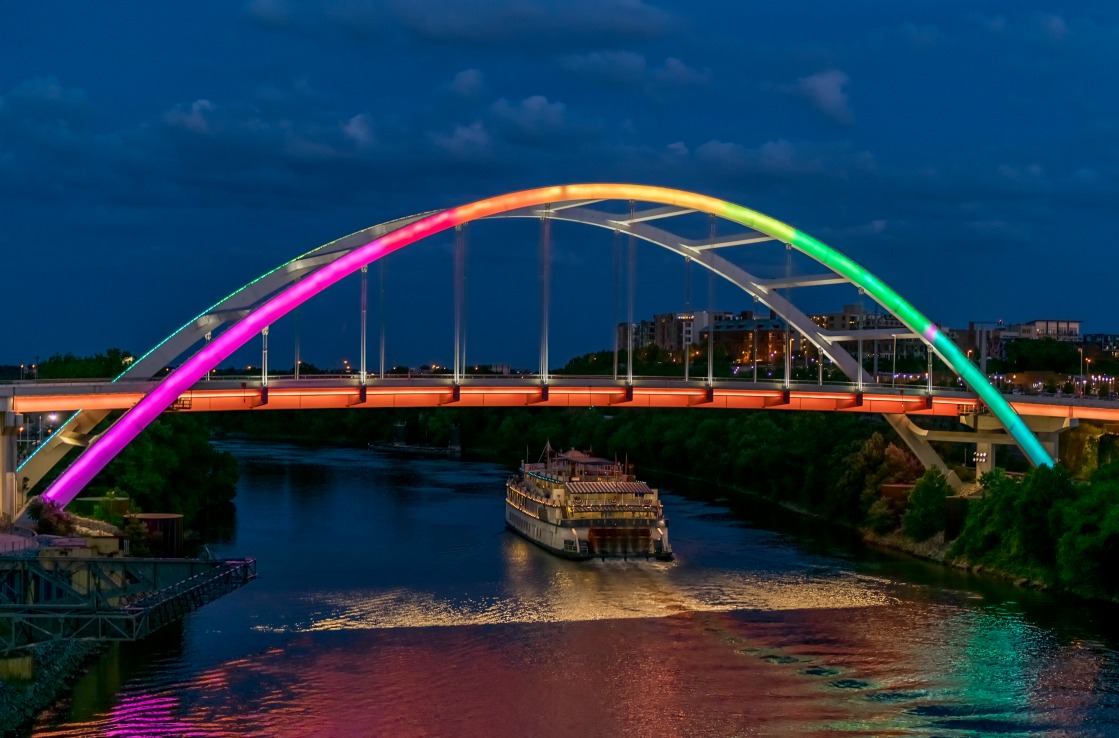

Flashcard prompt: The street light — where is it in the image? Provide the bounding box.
[973,449,988,479]
[1079,347,1084,396]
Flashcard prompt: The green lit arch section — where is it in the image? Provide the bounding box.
[42,184,1053,508]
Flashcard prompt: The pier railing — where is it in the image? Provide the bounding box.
[0,556,256,652]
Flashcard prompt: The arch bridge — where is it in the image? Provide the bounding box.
[0,185,1067,519]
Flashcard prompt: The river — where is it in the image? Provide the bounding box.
[25,441,1119,737]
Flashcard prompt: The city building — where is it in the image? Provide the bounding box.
[698,310,799,366]
[811,304,923,361]
[1021,319,1081,341]
[1082,334,1119,360]
[810,303,906,333]
[615,320,656,351]
[653,310,733,353]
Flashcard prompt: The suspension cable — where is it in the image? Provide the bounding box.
[613,228,621,382]
[540,207,552,384]
[684,254,692,383]
[379,260,386,379]
[627,201,636,386]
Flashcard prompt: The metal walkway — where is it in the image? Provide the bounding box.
[0,556,256,651]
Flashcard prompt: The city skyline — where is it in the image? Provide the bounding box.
[3,2,1118,371]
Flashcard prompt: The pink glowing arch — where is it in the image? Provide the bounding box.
[41,184,1052,508]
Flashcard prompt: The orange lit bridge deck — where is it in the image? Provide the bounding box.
[8,376,1119,421]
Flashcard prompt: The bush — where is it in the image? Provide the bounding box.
[25,496,76,536]
[122,516,153,557]
[903,468,951,541]
[866,497,898,534]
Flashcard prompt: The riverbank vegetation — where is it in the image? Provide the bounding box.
[34,414,238,533]
[210,399,1119,599]
[29,349,1119,599]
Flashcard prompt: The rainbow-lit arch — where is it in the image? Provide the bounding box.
[41,184,1054,508]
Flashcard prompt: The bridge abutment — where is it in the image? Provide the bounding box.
[0,393,24,524]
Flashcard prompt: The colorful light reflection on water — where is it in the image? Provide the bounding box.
[30,443,1119,737]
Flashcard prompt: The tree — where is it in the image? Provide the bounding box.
[830,433,924,522]
[903,468,951,541]
[25,496,76,536]
[122,516,153,557]
[38,348,135,380]
[1003,337,1079,373]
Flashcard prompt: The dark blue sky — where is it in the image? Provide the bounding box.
[2,2,1116,371]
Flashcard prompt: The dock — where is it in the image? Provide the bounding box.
[0,555,256,651]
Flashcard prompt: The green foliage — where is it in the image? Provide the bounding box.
[866,497,898,535]
[122,516,153,557]
[950,466,1084,587]
[1060,423,1107,480]
[38,348,134,379]
[902,468,951,541]
[832,433,925,522]
[88,415,237,524]
[1003,337,1079,373]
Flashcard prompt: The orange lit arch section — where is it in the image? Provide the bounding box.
[42,185,1053,508]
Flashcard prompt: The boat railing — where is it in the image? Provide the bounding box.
[563,518,663,529]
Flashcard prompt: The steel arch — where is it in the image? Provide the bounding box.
[17,212,435,488]
[40,184,1053,509]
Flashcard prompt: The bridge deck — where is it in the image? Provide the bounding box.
[5,376,1119,421]
[5,378,977,416]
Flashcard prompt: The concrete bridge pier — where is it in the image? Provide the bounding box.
[1022,416,1077,463]
[0,393,23,524]
[958,413,1077,480]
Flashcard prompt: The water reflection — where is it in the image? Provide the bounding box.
[28,442,1119,737]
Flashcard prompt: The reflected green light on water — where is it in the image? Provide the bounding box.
[29,443,1119,738]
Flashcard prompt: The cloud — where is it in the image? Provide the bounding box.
[0,77,91,127]
[430,121,491,160]
[1034,13,1069,41]
[244,0,294,27]
[901,23,941,48]
[164,99,214,133]
[342,114,375,147]
[785,69,853,125]
[560,51,708,93]
[560,51,647,84]
[693,138,874,180]
[383,0,673,48]
[490,95,572,145]
[653,57,709,87]
[448,69,485,98]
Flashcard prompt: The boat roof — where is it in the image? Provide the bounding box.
[555,449,613,465]
[567,481,652,495]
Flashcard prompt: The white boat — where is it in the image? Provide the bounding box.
[505,446,672,560]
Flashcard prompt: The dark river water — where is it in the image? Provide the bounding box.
[27,441,1119,737]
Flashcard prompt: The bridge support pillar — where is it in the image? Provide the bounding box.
[975,442,995,480]
[962,413,1075,469]
[1022,416,1076,463]
[0,394,24,525]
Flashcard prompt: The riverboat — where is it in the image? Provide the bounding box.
[505,446,672,560]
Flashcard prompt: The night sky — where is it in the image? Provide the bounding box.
[2,2,1116,372]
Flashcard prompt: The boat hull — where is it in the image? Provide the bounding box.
[505,501,672,561]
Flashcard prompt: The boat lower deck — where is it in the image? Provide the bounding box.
[505,503,672,561]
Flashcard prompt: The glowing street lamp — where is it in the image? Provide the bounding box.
[1079,347,1084,395]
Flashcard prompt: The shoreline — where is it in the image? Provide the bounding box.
[638,463,1085,599]
[0,641,107,738]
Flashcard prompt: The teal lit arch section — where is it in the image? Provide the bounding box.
[41,184,1054,509]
